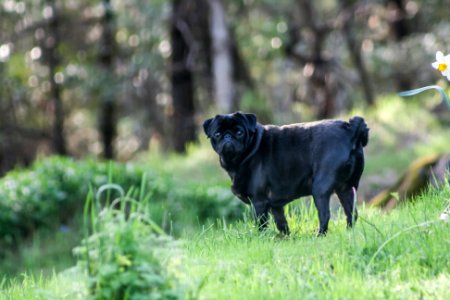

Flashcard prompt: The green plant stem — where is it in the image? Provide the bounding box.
[398,85,450,109]
[366,220,435,272]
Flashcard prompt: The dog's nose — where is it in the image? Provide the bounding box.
[224,133,232,141]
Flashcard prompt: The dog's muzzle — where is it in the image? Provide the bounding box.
[221,134,236,154]
[222,142,235,153]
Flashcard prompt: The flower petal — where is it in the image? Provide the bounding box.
[436,51,444,61]
[432,62,439,69]
[444,69,450,81]
[445,54,450,63]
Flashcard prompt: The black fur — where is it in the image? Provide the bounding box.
[203,112,369,235]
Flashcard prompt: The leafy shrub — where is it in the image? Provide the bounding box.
[0,157,146,248]
[74,187,188,300]
[188,185,244,221]
[0,156,244,249]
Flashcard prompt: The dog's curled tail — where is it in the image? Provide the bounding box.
[349,116,369,148]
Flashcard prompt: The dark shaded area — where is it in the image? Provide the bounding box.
[45,0,67,155]
[99,0,117,159]
[170,0,197,152]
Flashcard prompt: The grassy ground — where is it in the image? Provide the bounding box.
[0,221,82,278]
[0,268,87,300]
[182,185,450,300]
[1,96,449,298]
[1,183,449,299]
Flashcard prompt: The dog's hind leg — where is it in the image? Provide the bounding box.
[312,178,333,236]
[336,147,363,228]
[271,206,290,235]
[336,187,358,228]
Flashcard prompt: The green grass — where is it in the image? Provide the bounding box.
[1,95,449,298]
[0,224,82,278]
[2,183,449,299]
[181,184,450,299]
[0,268,87,300]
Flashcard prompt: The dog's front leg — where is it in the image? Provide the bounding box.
[271,206,290,235]
[252,200,269,231]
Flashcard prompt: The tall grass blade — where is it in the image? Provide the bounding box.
[366,220,435,272]
[352,187,357,228]
[139,172,147,202]
[95,183,125,204]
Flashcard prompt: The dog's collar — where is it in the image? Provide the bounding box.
[240,124,264,166]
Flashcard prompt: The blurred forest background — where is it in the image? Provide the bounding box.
[1,0,450,174]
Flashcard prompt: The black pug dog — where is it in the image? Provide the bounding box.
[203,112,369,235]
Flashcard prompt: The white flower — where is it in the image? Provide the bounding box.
[440,212,448,223]
[431,51,450,81]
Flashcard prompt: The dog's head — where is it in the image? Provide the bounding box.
[203,112,257,161]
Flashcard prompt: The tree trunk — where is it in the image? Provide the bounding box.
[45,0,66,155]
[298,0,336,118]
[386,0,410,41]
[339,0,375,106]
[209,0,235,113]
[170,0,197,153]
[230,25,254,92]
[99,0,116,159]
[385,0,412,90]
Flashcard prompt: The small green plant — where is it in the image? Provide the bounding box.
[2,181,449,300]
[74,182,188,300]
[0,157,147,249]
[0,156,244,251]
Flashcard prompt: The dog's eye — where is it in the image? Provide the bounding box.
[236,130,243,136]
[214,132,221,138]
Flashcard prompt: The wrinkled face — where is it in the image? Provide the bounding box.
[203,112,257,160]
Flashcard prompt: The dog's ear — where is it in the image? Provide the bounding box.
[203,117,214,137]
[235,112,257,133]
[244,113,257,132]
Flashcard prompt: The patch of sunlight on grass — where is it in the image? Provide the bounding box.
[183,184,450,300]
[1,267,86,300]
